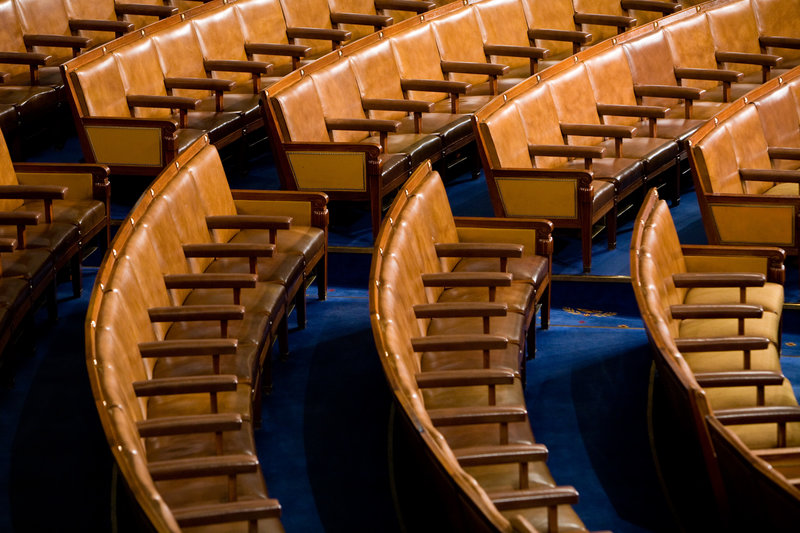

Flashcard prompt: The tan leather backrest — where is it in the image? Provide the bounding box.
[408,169,461,273]
[515,84,571,168]
[520,0,576,59]
[547,64,605,146]
[390,25,448,103]
[192,8,252,86]
[329,0,379,42]
[234,0,293,74]
[185,144,240,245]
[474,0,532,71]
[273,76,331,142]
[663,14,720,91]
[0,0,30,79]
[693,126,746,195]
[726,104,774,194]
[73,54,132,118]
[15,0,74,57]
[63,0,119,45]
[431,8,491,86]
[753,85,800,150]
[310,60,370,143]
[0,129,24,211]
[350,40,407,121]
[278,0,335,57]
[152,23,211,100]
[573,0,625,45]
[623,31,681,108]
[480,102,533,169]
[752,0,800,62]
[707,2,762,76]
[114,39,171,119]
[583,46,640,127]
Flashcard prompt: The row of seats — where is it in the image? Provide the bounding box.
[85,134,328,531]
[689,64,800,271]
[0,127,109,367]
[631,187,800,529]
[369,162,585,532]
[474,0,800,273]
[0,0,180,153]
[61,0,436,177]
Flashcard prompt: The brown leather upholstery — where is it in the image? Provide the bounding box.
[86,135,327,532]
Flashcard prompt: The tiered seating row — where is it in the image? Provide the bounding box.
[689,64,800,265]
[61,0,435,176]
[474,0,800,273]
[369,162,605,532]
[631,187,800,529]
[0,127,109,368]
[85,135,327,531]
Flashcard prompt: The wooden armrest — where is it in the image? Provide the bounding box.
[68,19,133,35]
[421,272,512,287]
[620,0,680,13]
[148,305,245,323]
[400,78,471,94]
[133,375,239,397]
[634,84,704,100]
[413,302,508,319]
[694,370,785,389]
[768,147,800,161]
[759,36,800,50]
[596,103,668,119]
[528,144,605,159]
[163,273,257,290]
[374,0,433,13]
[674,336,771,353]
[672,272,766,288]
[325,117,400,133]
[715,51,782,67]
[172,499,281,528]
[528,28,591,44]
[115,3,177,18]
[0,238,16,252]
[329,12,392,27]
[148,454,258,481]
[0,211,39,226]
[182,243,275,258]
[483,44,548,60]
[23,34,91,50]
[573,13,636,28]
[362,98,433,113]
[715,406,800,426]
[165,77,235,92]
[0,184,66,200]
[674,67,743,83]
[204,59,272,75]
[490,487,579,510]
[245,42,310,58]
[206,214,292,231]
[454,444,548,466]
[138,338,238,358]
[136,412,242,437]
[435,242,523,259]
[126,94,200,110]
[415,368,517,388]
[410,334,508,352]
[669,303,763,320]
[286,27,351,43]
[740,168,800,183]
[441,61,509,76]
[0,51,50,66]
[428,405,527,426]
[560,123,636,139]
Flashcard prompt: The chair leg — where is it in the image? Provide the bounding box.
[46,279,58,323]
[317,257,327,301]
[278,315,289,361]
[540,284,550,330]
[607,207,617,250]
[526,324,536,360]
[296,287,307,330]
[582,218,592,273]
[71,255,82,298]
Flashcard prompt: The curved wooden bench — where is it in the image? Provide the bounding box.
[631,187,800,528]
[85,134,327,531]
[474,0,800,272]
[367,162,610,532]
[688,64,800,271]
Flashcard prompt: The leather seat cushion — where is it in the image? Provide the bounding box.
[705,379,798,412]
[0,86,59,123]
[683,283,784,317]
[576,157,643,198]
[157,472,268,510]
[197,93,261,126]
[1,248,54,285]
[729,421,800,451]
[0,105,17,137]
[147,384,253,423]
[176,129,209,156]
[682,344,781,374]
[678,311,781,345]
[366,133,443,168]
[22,200,106,236]
[506,504,587,533]
[453,255,548,288]
[230,228,325,267]
[145,421,258,462]
[152,343,260,384]
[0,277,29,309]
[437,418,534,449]
[421,343,521,373]
[378,152,410,183]
[466,464,556,495]
[205,253,304,290]
[765,182,800,196]
[427,313,525,345]
[398,113,473,148]
[665,101,727,120]
[653,118,705,145]
[0,223,79,257]
[164,312,271,347]
[603,137,679,175]
[422,381,524,411]
[180,282,285,323]
[437,284,533,315]
[431,95,493,115]
[186,112,242,144]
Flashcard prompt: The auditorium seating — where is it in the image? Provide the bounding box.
[85,134,327,531]
[368,162,609,532]
[631,187,800,528]
[689,65,800,266]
